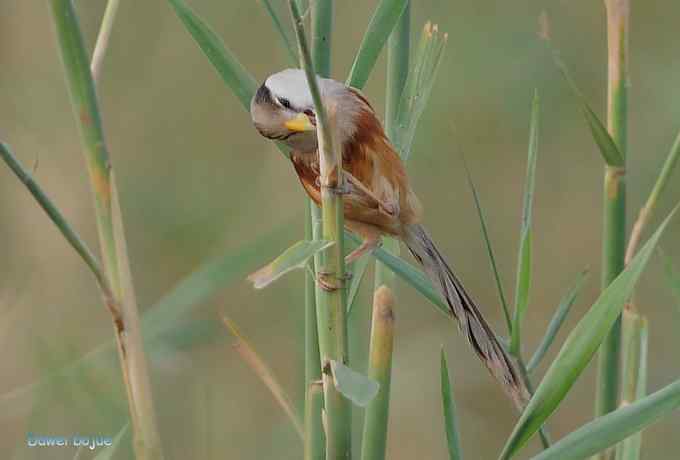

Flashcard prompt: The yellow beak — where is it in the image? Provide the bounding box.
[284,113,315,132]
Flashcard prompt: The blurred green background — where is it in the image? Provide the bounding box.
[1,0,679,458]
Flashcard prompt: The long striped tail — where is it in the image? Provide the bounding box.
[403,223,529,408]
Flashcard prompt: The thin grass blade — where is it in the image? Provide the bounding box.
[93,423,130,460]
[222,315,304,439]
[0,143,109,296]
[441,348,463,460]
[460,153,512,333]
[548,46,623,167]
[527,269,590,373]
[346,0,409,89]
[259,0,297,64]
[499,206,677,460]
[247,240,334,289]
[625,129,680,263]
[167,0,257,110]
[510,91,540,356]
[346,232,450,318]
[529,379,680,460]
[347,252,372,316]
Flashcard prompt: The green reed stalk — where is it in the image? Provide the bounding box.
[361,5,409,459]
[48,1,163,458]
[595,3,629,456]
[360,286,397,460]
[289,2,351,459]
[373,0,409,289]
[304,1,335,459]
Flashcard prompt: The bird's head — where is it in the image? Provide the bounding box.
[250,68,369,153]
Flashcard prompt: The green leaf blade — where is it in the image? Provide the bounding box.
[551,50,623,167]
[499,207,678,459]
[441,349,463,460]
[529,379,680,460]
[346,0,409,90]
[331,361,379,407]
[168,0,257,110]
[510,91,540,356]
[393,23,447,160]
[527,269,590,373]
[247,240,334,289]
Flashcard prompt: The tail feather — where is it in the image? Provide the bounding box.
[404,224,529,408]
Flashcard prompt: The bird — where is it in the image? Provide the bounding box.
[250,68,529,408]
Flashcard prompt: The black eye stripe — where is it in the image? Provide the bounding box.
[278,97,292,110]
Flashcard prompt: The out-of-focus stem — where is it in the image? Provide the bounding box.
[48,1,163,458]
[624,130,680,266]
[91,0,120,81]
[360,286,396,460]
[595,2,629,459]
[615,310,647,460]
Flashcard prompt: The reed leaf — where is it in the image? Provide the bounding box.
[529,379,680,460]
[222,315,304,439]
[247,240,334,289]
[499,206,677,460]
[441,348,463,460]
[346,0,409,90]
[330,360,379,407]
[393,22,447,161]
[167,0,257,110]
[345,232,450,318]
[510,91,540,356]
[347,252,372,316]
[549,48,623,167]
[527,269,590,373]
[460,153,512,332]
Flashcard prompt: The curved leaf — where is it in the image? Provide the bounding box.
[499,207,677,459]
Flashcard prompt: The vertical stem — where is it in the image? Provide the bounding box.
[305,202,322,388]
[361,7,408,459]
[308,1,333,459]
[90,0,120,81]
[48,1,163,458]
[615,310,647,460]
[305,382,326,460]
[374,1,409,290]
[290,1,350,458]
[311,0,333,78]
[305,200,325,460]
[595,2,629,459]
[360,286,395,460]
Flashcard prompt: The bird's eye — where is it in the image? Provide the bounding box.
[278,97,292,110]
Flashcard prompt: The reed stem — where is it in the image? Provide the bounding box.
[594,3,630,459]
[48,1,163,457]
[360,286,396,460]
[595,4,629,456]
[290,1,351,458]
